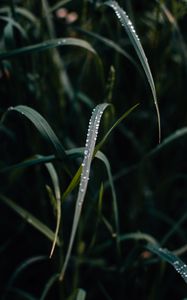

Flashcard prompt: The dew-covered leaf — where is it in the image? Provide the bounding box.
[103,0,161,142]
[147,245,187,284]
[59,103,109,280]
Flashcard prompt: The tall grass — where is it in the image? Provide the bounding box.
[0,0,187,299]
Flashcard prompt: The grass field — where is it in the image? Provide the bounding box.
[0,0,187,299]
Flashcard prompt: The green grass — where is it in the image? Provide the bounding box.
[0,0,187,299]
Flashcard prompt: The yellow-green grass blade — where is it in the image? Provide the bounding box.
[44,162,61,258]
[104,0,161,142]
[0,194,60,245]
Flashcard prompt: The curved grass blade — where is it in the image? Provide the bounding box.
[59,103,109,280]
[0,16,27,39]
[78,28,137,67]
[0,194,60,245]
[104,0,161,142]
[0,155,55,173]
[0,37,96,60]
[0,7,39,25]
[95,151,120,251]
[7,256,47,287]
[40,273,60,300]
[147,244,187,284]
[44,161,61,258]
[95,103,139,152]
[5,105,66,160]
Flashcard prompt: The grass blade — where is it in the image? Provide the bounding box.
[4,105,66,160]
[40,273,60,300]
[104,0,161,142]
[0,194,60,245]
[59,103,109,280]
[61,104,139,202]
[76,289,87,300]
[0,37,96,60]
[44,162,61,258]
[147,244,187,284]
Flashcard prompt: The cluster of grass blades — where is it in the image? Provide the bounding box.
[1,0,187,299]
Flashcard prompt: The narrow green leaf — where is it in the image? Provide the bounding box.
[0,194,60,245]
[59,103,109,280]
[104,0,161,142]
[95,103,139,152]
[95,151,120,248]
[5,105,66,160]
[147,245,187,284]
[0,16,27,39]
[0,6,39,25]
[7,256,47,287]
[44,162,61,258]
[0,37,96,60]
[0,155,55,173]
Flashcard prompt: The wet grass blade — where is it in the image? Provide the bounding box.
[61,104,139,202]
[0,37,96,60]
[103,0,161,142]
[59,103,109,280]
[147,244,187,284]
[5,105,66,160]
[0,194,60,245]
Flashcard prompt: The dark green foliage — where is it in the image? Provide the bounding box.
[0,0,187,299]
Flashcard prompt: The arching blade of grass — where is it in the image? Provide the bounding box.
[77,29,138,67]
[40,273,60,300]
[3,105,66,160]
[147,245,187,284]
[95,103,139,152]
[0,37,96,60]
[103,0,161,142]
[148,127,187,157]
[0,16,27,39]
[0,155,56,173]
[7,256,47,288]
[0,6,39,26]
[95,151,120,253]
[0,194,61,245]
[44,161,61,258]
[59,103,109,281]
